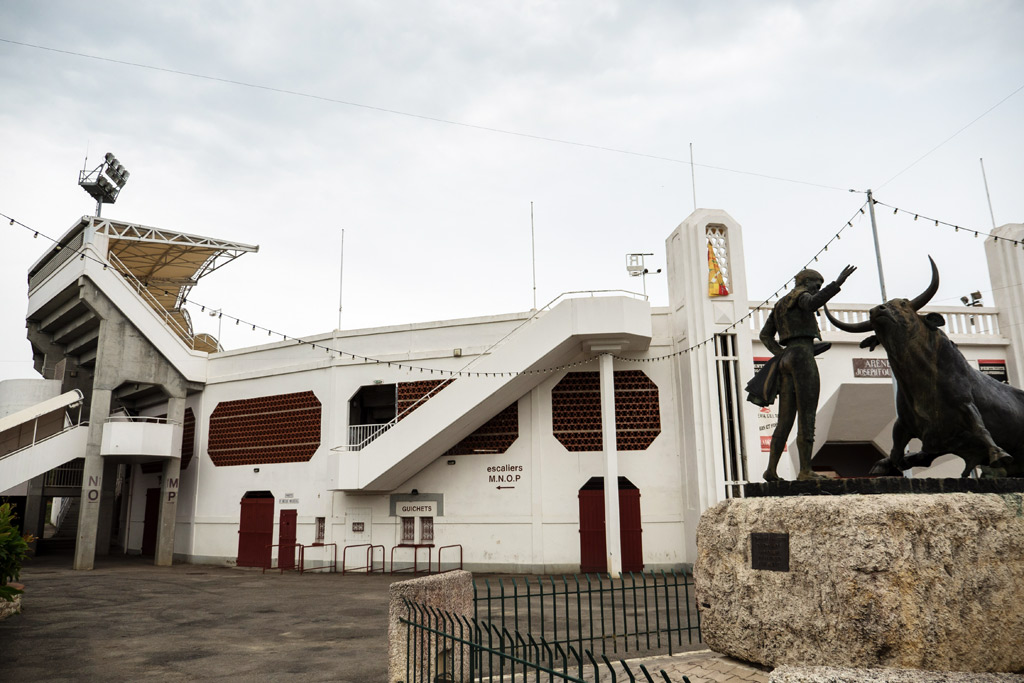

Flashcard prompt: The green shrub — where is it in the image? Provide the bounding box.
[0,503,31,602]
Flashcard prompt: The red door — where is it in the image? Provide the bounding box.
[237,494,274,568]
[618,488,643,572]
[279,509,297,570]
[578,478,644,573]
[141,488,161,557]
[579,489,606,573]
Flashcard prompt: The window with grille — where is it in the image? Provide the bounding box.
[707,225,732,294]
[420,517,434,543]
[401,517,415,543]
[315,517,325,545]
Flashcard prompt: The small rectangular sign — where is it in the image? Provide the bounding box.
[351,522,365,533]
[397,502,436,517]
[853,358,891,378]
[751,532,790,572]
[979,359,1008,384]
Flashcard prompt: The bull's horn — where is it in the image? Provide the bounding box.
[824,305,872,334]
[909,256,940,311]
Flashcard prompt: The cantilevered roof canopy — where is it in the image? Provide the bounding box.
[95,218,259,311]
[27,216,259,351]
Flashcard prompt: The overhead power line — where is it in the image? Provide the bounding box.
[0,37,854,193]
[876,81,1024,190]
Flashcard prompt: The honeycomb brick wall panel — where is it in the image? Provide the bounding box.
[396,379,454,420]
[141,408,196,474]
[445,402,519,455]
[552,370,661,452]
[208,391,322,467]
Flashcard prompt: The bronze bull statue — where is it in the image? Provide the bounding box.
[825,258,1022,477]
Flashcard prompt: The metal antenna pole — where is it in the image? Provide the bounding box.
[980,158,997,230]
[866,189,887,301]
[530,202,537,310]
[689,143,697,212]
[338,229,344,330]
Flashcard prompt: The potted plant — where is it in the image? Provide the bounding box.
[0,503,31,610]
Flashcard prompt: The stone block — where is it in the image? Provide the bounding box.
[387,570,473,683]
[696,493,1024,673]
[0,594,21,620]
[770,665,1023,682]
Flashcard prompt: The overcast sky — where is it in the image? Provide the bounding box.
[1,1,1022,380]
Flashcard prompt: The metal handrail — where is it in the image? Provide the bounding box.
[341,543,385,574]
[436,544,463,574]
[262,543,301,574]
[28,231,85,291]
[105,415,181,425]
[391,544,433,575]
[107,252,197,347]
[338,289,647,452]
[53,496,75,531]
[298,543,337,573]
[0,420,89,462]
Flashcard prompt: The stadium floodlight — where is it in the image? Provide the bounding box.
[79,152,130,217]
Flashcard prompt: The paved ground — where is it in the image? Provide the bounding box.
[1,553,394,682]
[0,553,766,682]
[612,650,771,682]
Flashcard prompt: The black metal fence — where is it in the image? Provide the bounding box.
[474,571,702,660]
[401,599,694,682]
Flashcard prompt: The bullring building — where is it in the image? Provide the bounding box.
[2,208,1022,574]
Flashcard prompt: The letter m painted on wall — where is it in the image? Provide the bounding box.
[167,477,179,489]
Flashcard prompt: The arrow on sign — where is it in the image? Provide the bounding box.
[496,486,516,490]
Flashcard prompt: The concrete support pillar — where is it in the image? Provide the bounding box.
[74,387,111,570]
[155,395,186,566]
[94,459,119,556]
[599,353,622,578]
[22,475,47,553]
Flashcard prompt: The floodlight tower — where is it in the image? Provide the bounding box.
[79,152,130,217]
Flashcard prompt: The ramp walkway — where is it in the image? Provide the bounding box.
[0,390,88,490]
[333,294,652,491]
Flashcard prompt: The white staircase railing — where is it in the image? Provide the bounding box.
[338,289,648,452]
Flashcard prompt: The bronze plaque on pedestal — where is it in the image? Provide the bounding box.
[751,532,789,571]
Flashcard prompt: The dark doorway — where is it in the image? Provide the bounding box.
[279,509,297,570]
[348,384,397,426]
[237,491,275,568]
[811,442,888,478]
[141,487,160,557]
[578,477,643,573]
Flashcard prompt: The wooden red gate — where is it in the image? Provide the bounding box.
[578,477,643,573]
[141,487,160,557]
[237,492,275,568]
[279,509,297,570]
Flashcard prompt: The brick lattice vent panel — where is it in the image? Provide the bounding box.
[396,379,454,420]
[445,402,519,455]
[208,391,322,466]
[552,370,661,452]
[141,408,196,474]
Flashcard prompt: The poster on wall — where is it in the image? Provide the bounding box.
[753,357,786,453]
[978,359,1008,384]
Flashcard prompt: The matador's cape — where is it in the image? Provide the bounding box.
[745,341,832,407]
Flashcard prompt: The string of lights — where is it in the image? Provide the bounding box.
[872,199,1022,246]
[5,195,1010,377]
[609,200,871,364]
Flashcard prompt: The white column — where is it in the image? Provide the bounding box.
[599,353,622,578]
[155,395,186,567]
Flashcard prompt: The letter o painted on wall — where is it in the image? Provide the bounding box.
[87,489,100,502]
